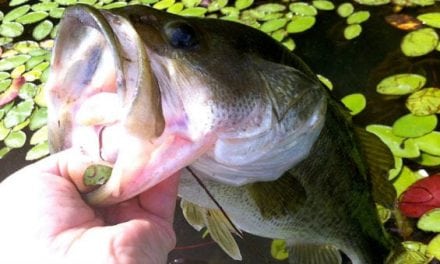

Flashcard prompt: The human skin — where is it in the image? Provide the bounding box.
[0,148,179,264]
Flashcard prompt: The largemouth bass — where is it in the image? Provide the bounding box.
[46,5,398,263]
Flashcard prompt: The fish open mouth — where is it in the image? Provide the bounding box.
[46,5,167,205]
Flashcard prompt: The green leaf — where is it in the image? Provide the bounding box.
[30,125,47,145]
[4,100,34,128]
[428,234,440,260]
[393,166,423,197]
[417,13,440,28]
[289,3,317,16]
[235,0,253,10]
[337,3,354,18]
[0,147,11,159]
[344,24,362,40]
[287,15,316,33]
[49,7,65,19]
[392,114,437,138]
[31,2,59,12]
[29,107,47,131]
[366,124,420,158]
[207,0,228,12]
[9,0,30,6]
[0,22,24,38]
[0,54,31,71]
[179,7,207,17]
[312,0,335,10]
[341,93,366,115]
[376,73,426,95]
[4,130,26,148]
[389,156,403,180]
[153,0,175,10]
[32,20,53,41]
[167,2,184,14]
[401,28,439,57]
[15,11,49,25]
[406,87,440,116]
[260,18,288,33]
[353,0,390,5]
[413,152,440,166]
[18,82,37,100]
[256,3,286,13]
[25,141,49,160]
[282,38,295,51]
[413,131,440,156]
[3,5,31,22]
[418,209,440,232]
[271,240,289,260]
[347,11,370,24]
[0,79,11,93]
[317,74,333,90]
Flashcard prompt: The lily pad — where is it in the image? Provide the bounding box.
[401,28,439,57]
[337,3,354,18]
[30,125,47,145]
[344,24,362,40]
[4,100,34,128]
[418,209,440,232]
[366,124,420,158]
[29,107,47,131]
[25,141,49,161]
[49,7,65,19]
[406,88,440,116]
[289,3,317,16]
[207,0,228,12]
[153,0,175,10]
[15,11,49,25]
[0,22,24,38]
[179,7,207,17]
[271,240,289,260]
[353,0,390,5]
[3,5,31,22]
[413,152,440,167]
[347,11,370,24]
[414,131,440,156]
[392,114,437,138]
[235,0,253,10]
[4,130,26,148]
[0,147,11,159]
[341,93,366,115]
[31,2,59,12]
[417,13,440,29]
[428,234,440,260]
[282,38,295,51]
[312,0,334,10]
[317,74,333,90]
[260,18,288,33]
[32,20,53,41]
[287,16,316,33]
[394,166,424,197]
[256,3,286,13]
[376,73,426,95]
[0,55,31,71]
[389,156,403,180]
[167,3,184,14]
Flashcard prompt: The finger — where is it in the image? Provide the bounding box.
[138,172,180,224]
[24,148,96,192]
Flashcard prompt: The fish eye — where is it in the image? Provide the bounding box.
[164,21,199,49]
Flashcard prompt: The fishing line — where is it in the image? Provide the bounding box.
[185,166,243,237]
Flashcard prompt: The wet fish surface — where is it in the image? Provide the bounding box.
[46,5,398,264]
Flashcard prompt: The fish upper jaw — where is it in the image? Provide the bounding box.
[45,5,216,205]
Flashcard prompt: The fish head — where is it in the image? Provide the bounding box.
[46,4,326,205]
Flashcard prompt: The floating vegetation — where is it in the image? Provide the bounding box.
[401,28,439,57]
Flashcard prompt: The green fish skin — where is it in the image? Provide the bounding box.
[46,5,397,263]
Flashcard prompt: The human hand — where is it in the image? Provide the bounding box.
[0,149,179,264]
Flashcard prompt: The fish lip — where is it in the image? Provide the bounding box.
[47,5,166,200]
